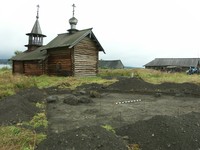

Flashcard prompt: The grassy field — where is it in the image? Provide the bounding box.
[0,67,200,149]
[99,68,200,84]
[1,67,200,99]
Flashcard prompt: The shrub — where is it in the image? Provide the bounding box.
[29,113,48,129]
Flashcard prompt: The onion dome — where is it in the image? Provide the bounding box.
[69,16,78,29]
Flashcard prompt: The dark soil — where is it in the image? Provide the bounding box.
[1,77,200,150]
[37,126,127,150]
[77,77,200,97]
[116,112,200,150]
[106,77,200,96]
[0,87,46,125]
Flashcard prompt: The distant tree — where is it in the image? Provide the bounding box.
[9,50,23,64]
[14,50,23,56]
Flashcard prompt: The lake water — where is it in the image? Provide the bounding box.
[0,64,12,69]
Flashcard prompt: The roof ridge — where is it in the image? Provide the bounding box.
[57,28,93,36]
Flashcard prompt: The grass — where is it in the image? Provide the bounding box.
[0,69,36,98]
[0,69,117,98]
[1,68,200,99]
[21,102,48,129]
[99,68,200,85]
[101,124,116,134]
[0,126,46,150]
[0,101,47,150]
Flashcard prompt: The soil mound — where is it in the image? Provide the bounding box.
[107,77,200,96]
[76,83,107,92]
[158,82,200,96]
[37,126,127,150]
[116,112,200,150]
[107,77,155,92]
[0,87,46,125]
[44,86,72,95]
[0,95,39,125]
[17,87,47,102]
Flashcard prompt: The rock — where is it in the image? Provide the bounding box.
[63,95,79,105]
[122,135,129,141]
[79,90,87,95]
[84,109,99,114]
[46,95,58,103]
[154,92,162,97]
[78,96,93,104]
[175,93,184,97]
[89,90,101,98]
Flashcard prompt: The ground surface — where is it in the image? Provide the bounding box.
[1,77,200,150]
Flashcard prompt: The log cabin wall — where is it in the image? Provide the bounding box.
[47,47,72,76]
[23,60,43,76]
[73,37,98,76]
[13,61,24,74]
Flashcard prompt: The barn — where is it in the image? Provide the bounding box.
[12,5,105,76]
[99,60,124,69]
[144,58,200,72]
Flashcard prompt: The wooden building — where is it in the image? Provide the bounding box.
[144,58,200,72]
[99,60,124,69]
[12,5,105,76]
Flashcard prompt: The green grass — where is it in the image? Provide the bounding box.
[29,112,48,129]
[0,126,46,150]
[99,68,200,85]
[0,69,117,98]
[101,124,116,134]
[0,69,36,98]
[0,101,47,150]
[1,68,200,99]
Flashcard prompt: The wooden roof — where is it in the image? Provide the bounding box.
[12,28,105,61]
[42,28,104,52]
[11,47,47,61]
[99,60,124,69]
[144,58,200,67]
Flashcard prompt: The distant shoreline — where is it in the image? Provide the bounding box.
[0,64,11,69]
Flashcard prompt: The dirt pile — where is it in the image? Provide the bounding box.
[0,95,39,125]
[17,87,47,103]
[116,112,200,150]
[107,77,200,96]
[37,126,127,150]
[158,82,200,96]
[107,77,155,93]
[0,87,46,125]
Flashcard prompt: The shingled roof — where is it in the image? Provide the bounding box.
[99,60,124,69]
[12,47,47,61]
[144,58,200,67]
[42,28,104,52]
[12,28,105,61]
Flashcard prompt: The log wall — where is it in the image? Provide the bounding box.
[13,60,44,76]
[74,37,98,76]
[13,61,24,74]
[47,48,72,76]
[24,60,44,76]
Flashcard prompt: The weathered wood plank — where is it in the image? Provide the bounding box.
[73,37,98,76]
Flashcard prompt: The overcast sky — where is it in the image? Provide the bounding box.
[1,0,200,67]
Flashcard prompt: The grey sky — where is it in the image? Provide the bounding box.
[1,0,200,67]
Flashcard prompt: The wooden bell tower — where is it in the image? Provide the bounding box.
[25,5,46,51]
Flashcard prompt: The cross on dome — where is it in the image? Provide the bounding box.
[68,4,78,31]
[72,4,76,17]
[36,5,40,19]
